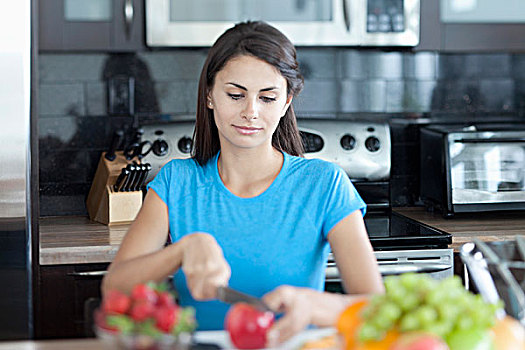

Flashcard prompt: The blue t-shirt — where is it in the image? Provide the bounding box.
[147,151,366,330]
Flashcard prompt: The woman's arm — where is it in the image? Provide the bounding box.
[101,189,181,295]
[327,210,385,294]
[102,189,231,299]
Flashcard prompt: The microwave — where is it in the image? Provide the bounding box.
[420,124,525,217]
[145,0,420,47]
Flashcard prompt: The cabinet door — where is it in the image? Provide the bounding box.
[39,0,112,51]
[38,0,144,51]
[441,0,525,51]
[35,263,108,339]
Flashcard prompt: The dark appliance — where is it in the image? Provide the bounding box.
[420,124,525,218]
[140,118,453,292]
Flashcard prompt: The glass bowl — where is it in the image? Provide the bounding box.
[93,308,193,350]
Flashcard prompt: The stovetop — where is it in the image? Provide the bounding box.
[365,211,452,251]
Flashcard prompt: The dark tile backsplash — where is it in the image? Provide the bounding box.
[38,50,525,216]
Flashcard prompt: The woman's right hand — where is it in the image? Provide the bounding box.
[180,232,231,300]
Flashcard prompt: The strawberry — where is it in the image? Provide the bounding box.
[129,300,155,322]
[156,291,176,308]
[102,289,131,315]
[131,284,158,304]
[154,305,178,333]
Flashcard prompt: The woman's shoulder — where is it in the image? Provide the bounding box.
[286,153,342,175]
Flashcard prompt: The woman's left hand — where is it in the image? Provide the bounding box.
[262,285,361,347]
[262,286,314,347]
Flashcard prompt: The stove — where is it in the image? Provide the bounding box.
[141,118,453,282]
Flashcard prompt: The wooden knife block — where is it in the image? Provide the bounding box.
[86,151,143,225]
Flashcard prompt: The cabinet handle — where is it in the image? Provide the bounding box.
[342,0,350,31]
[124,0,134,39]
[68,271,107,277]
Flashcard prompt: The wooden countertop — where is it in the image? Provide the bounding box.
[39,216,130,265]
[40,209,525,265]
[393,207,525,252]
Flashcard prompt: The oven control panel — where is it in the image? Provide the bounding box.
[141,119,391,183]
[299,120,391,181]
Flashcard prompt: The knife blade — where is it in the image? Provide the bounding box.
[216,286,273,312]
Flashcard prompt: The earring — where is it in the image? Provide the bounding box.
[207,99,213,108]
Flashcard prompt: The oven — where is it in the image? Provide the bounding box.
[420,124,525,217]
[140,118,453,293]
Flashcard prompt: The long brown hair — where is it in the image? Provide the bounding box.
[192,21,304,165]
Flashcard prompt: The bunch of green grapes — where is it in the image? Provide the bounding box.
[358,273,502,343]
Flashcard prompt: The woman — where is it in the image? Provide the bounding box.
[102,21,383,338]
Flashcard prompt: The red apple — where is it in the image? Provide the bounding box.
[390,332,449,350]
[225,303,275,349]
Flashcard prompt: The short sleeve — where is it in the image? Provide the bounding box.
[321,165,366,238]
[146,162,172,205]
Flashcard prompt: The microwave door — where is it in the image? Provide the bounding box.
[146,0,361,47]
[449,137,525,206]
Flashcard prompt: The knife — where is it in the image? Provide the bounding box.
[216,286,273,312]
[113,167,128,192]
[105,129,124,161]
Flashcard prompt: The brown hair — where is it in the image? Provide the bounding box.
[192,21,304,165]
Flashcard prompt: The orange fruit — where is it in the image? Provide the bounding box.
[352,329,401,350]
[336,299,368,348]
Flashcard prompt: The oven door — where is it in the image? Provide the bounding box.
[447,132,525,212]
[145,0,361,46]
[325,249,454,293]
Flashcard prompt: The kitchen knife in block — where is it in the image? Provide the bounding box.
[86,151,139,223]
[93,185,142,225]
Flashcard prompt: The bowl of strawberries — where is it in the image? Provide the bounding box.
[94,281,197,350]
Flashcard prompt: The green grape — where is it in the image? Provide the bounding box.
[378,301,402,322]
[399,273,420,290]
[423,320,453,338]
[358,323,384,341]
[437,303,460,321]
[398,293,419,312]
[424,289,443,306]
[415,305,438,326]
[456,314,474,331]
[370,314,395,331]
[399,312,420,332]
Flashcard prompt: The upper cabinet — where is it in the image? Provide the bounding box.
[38,0,144,52]
[417,0,525,52]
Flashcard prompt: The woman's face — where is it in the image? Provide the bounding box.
[208,55,292,152]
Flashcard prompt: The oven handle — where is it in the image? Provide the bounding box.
[325,263,452,281]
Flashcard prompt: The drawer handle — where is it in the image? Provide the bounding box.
[68,271,107,277]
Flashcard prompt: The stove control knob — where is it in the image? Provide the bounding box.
[340,134,356,150]
[365,136,381,152]
[178,136,193,154]
[152,139,169,157]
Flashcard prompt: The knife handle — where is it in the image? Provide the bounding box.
[105,129,124,161]
[114,168,129,192]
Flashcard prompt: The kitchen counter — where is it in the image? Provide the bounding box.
[40,209,525,265]
[39,216,130,265]
[393,207,525,252]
